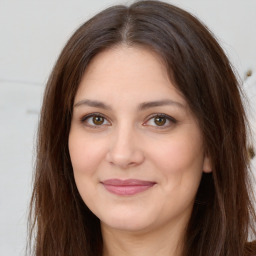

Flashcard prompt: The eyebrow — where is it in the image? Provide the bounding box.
[138,99,185,110]
[74,99,185,110]
[74,99,112,110]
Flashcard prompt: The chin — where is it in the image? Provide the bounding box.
[99,209,158,232]
[101,218,153,232]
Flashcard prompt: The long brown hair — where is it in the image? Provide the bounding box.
[28,1,256,255]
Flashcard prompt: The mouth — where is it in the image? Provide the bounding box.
[101,179,156,196]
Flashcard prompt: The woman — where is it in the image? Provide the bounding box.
[28,1,256,255]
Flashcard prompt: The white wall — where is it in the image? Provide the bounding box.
[0,0,255,255]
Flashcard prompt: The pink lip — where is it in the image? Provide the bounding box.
[101,179,156,196]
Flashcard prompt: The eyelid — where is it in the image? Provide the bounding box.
[79,112,177,129]
[143,113,177,127]
[80,112,111,127]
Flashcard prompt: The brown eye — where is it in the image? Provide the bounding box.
[154,116,167,126]
[81,113,110,128]
[143,114,177,129]
[93,116,104,125]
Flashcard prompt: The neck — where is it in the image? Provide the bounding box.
[101,220,186,256]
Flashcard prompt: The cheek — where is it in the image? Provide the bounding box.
[151,133,203,168]
[68,129,107,177]
[147,131,204,191]
[68,129,108,207]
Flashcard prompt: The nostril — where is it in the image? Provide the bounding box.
[105,148,145,169]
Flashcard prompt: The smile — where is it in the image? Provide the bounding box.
[101,179,156,196]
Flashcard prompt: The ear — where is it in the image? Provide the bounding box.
[203,154,212,173]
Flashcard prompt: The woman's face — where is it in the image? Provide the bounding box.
[69,45,211,233]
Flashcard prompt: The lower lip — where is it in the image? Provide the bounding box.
[102,184,155,196]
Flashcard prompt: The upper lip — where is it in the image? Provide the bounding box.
[101,179,156,186]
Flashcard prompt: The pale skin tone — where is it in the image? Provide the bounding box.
[69,45,212,256]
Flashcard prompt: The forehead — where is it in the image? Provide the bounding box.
[75,45,186,106]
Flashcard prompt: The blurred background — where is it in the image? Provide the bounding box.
[0,0,255,255]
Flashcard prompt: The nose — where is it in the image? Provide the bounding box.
[105,126,145,169]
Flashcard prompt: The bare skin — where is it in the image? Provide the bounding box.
[69,45,212,256]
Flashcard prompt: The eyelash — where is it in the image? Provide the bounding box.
[80,113,177,129]
[143,113,177,128]
[80,112,110,128]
